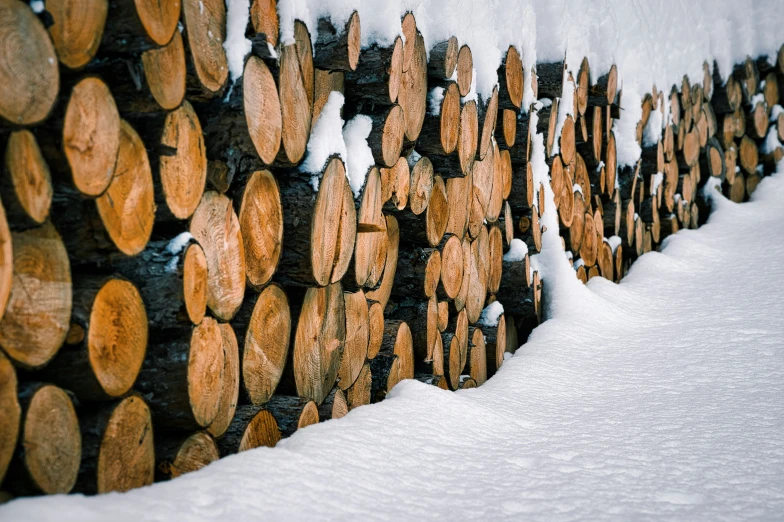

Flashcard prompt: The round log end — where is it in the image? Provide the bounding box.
[239,409,281,451]
[240,170,283,288]
[244,57,283,165]
[160,101,207,220]
[188,317,226,428]
[0,352,20,483]
[183,243,209,325]
[207,323,240,438]
[161,432,219,479]
[141,31,187,110]
[47,0,108,69]
[135,0,181,46]
[4,130,53,225]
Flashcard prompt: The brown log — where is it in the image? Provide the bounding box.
[711,70,743,114]
[465,228,490,324]
[733,56,760,102]
[231,284,291,406]
[313,68,344,123]
[508,162,535,216]
[428,37,458,81]
[589,65,618,107]
[136,317,225,430]
[763,72,779,108]
[364,105,405,168]
[465,327,487,385]
[189,191,245,320]
[44,0,107,69]
[497,108,517,149]
[5,383,80,495]
[251,0,278,46]
[277,30,312,164]
[215,405,280,455]
[346,362,371,410]
[292,282,345,405]
[0,0,59,125]
[38,276,147,401]
[0,351,20,483]
[181,0,228,97]
[313,12,361,72]
[380,156,410,211]
[399,31,427,141]
[275,158,355,288]
[487,226,504,294]
[417,83,460,157]
[345,37,402,107]
[746,100,769,139]
[0,223,71,369]
[428,99,478,177]
[2,130,53,229]
[727,171,746,203]
[407,155,434,215]
[75,394,154,494]
[337,290,369,391]
[482,314,506,378]
[477,87,499,160]
[397,174,448,247]
[318,386,349,420]
[374,319,414,385]
[496,254,531,315]
[498,46,523,110]
[156,431,219,481]
[455,44,473,97]
[602,190,622,237]
[140,30,187,110]
[206,323,241,438]
[236,169,283,289]
[393,247,441,301]
[739,135,759,175]
[519,205,543,254]
[444,174,470,238]
[366,215,399,310]
[370,354,400,402]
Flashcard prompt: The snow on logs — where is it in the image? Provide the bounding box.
[0,0,781,499]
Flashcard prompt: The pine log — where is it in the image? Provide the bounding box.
[466,327,487,385]
[711,70,743,114]
[0,0,59,125]
[0,223,71,369]
[38,276,146,401]
[156,431,219,481]
[277,24,313,164]
[399,31,427,141]
[75,394,154,494]
[763,71,779,108]
[346,362,371,409]
[366,215,399,310]
[518,206,543,254]
[140,30,187,110]
[428,100,478,177]
[43,0,107,68]
[336,290,370,391]
[381,156,410,211]
[589,65,618,107]
[746,99,769,139]
[478,87,500,160]
[498,46,524,110]
[206,323,241,438]
[407,155,434,215]
[137,317,225,430]
[317,386,348,421]
[739,135,759,175]
[497,108,518,149]
[374,320,415,385]
[418,83,460,157]
[397,175,448,247]
[313,12,361,72]
[428,37,458,81]
[216,405,279,455]
[275,158,355,288]
[2,130,53,229]
[0,351,19,484]
[189,191,245,321]
[5,383,80,495]
[345,37,402,107]
[464,229,490,324]
[370,354,400,402]
[487,226,504,294]
[182,0,228,97]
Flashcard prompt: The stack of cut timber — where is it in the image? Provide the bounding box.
[0,0,780,499]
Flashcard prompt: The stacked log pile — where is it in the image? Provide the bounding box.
[0,0,781,498]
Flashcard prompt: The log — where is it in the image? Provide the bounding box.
[497,108,517,149]
[381,156,410,211]
[711,71,743,114]
[393,247,442,300]
[277,27,312,164]
[370,352,400,402]
[739,135,759,175]
[137,317,225,430]
[318,386,349,420]
[313,12,361,72]
[508,162,535,216]
[75,394,154,494]
[337,290,370,391]
[182,0,228,97]
[700,137,726,181]
[0,351,20,483]
[466,327,487,385]
[734,56,760,102]
[589,65,618,107]
[346,362,372,410]
[407,155,434,215]
[215,405,279,455]
[498,46,524,110]
[375,320,415,384]
[345,37,402,107]
[292,282,346,405]
[251,0,278,45]
[482,315,506,378]
[456,44,473,97]
[418,83,460,156]
[536,59,565,100]
[464,229,490,324]
[45,0,107,68]
[5,383,80,495]
[763,71,779,108]
[0,223,71,369]
[397,174,448,247]
[429,100,478,177]
[140,30,187,110]
[366,215,399,310]
[428,37,458,81]
[478,87,500,160]
[207,323,241,438]
[487,226,504,294]
[231,284,291,406]
[2,130,53,229]
[0,0,59,125]
[275,157,355,288]
[399,31,427,141]
[348,167,384,288]
[38,276,147,401]
[156,431,220,481]
[746,99,769,139]
[189,191,245,321]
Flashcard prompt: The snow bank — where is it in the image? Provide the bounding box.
[223,0,252,83]
[503,238,528,262]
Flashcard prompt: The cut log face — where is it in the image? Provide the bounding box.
[459,101,479,176]
[0,0,59,125]
[183,318,225,427]
[244,56,283,165]
[141,30,187,110]
[311,158,357,285]
[239,170,283,288]
[468,327,487,385]
[0,352,19,483]
[425,176,449,246]
[183,0,228,95]
[46,0,108,69]
[346,362,371,409]
[409,156,434,216]
[190,191,246,321]
[158,432,220,480]
[3,130,53,226]
[399,32,427,141]
[160,100,208,220]
[134,0,181,46]
[367,301,384,359]
[428,37,458,80]
[366,214,399,310]
[294,282,346,404]
[240,284,291,405]
[0,223,71,369]
[439,235,464,300]
[442,83,461,154]
[456,45,473,97]
[63,77,121,197]
[251,0,279,46]
[339,290,369,390]
[313,12,361,72]
[96,120,155,256]
[92,395,155,494]
[85,279,148,398]
[207,323,240,438]
[19,384,81,494]
[354,168,384,287]
[184,244,209,325]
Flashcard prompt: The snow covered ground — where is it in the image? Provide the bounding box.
[5,162,784,521]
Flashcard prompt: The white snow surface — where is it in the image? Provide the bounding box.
[503,238,528,262]
[551,71,575,156]
[29,0,44,13]
[760,125,783,155]
[165,232,194,255]
[9,169,784,520]
[342,115,375,198]
[427,87,444,116]
[771,104,784,122]
[223,0,252,83]
[301,91,348,186]
[478,301,504,327]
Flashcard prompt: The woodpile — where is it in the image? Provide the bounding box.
[0,0,780,499]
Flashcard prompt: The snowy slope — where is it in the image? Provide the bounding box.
[4,160,784,521]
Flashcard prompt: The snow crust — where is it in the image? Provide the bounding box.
[478,301,504,327]
[503,238,528,262]
[223,0,252,83]
[342,115,375,198]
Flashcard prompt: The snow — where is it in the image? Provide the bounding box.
[478,301,504,327]
[612,89,643,168]
[551,71,575,156]
[771,104,784,122]
[607,235,622,254]
[165,232,193,255]
[651,172,664,195]
[223,0,252,83]
[503,238,528,262]
[460,69,478,103]
[749,92,766,108]
[760,125,783,155]
[29,0,44,13]
[342,115,375,198]
[572,183,582,195]
[301,92,348,188]
[427,87,444,116]
[642,103,664,147]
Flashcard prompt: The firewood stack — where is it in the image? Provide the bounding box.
[0,0,781,499]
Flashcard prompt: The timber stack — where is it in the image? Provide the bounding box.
[0,0,781,498]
